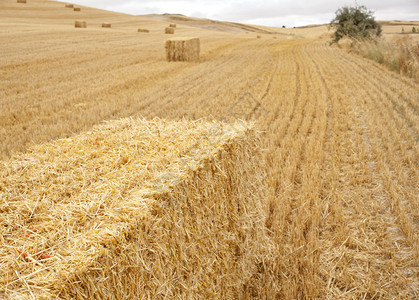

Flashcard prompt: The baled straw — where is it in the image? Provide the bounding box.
[17,0,26,3]
[165,27,175,34]
[73,7,81,12]
[74,20,87,28]
[137,28,149,33]
[102,23,111,28]
[65,4,74,8]
[165,37,200,62]
[169,23,176,28]
[0,118,268,299]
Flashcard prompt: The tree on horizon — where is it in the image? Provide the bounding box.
[330,5,381,43]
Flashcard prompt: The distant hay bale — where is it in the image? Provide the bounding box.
[74,20,87,28]
[166,37,200,62]
[102,23,111,28]
[257,35,261,39]
[65,4,73,8]
[0,118,268,299]
[17,0,26,3]
[169,23,176,28]
[73,7,81,11]
[137,28,150,33]
[165,27,175,34]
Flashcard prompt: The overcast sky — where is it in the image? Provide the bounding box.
[66,0,419,27]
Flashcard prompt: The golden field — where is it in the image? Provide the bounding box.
[0,0,418,298]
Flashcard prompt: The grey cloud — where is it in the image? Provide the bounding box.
[215,0,419,21]
[67,0,419,26]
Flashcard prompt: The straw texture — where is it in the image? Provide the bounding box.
[0,118,268,299]
[166,37,200,62]
[165,27,174,34]
[74,21,86,28]
[137,28,149,33]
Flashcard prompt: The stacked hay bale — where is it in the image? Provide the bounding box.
[17,0,26,3]
[138,28,149,33]
[166,37,200,62]
[74,20,87,28]
[65,3,73,8]
[0,118,269,299]
[102,23,111,28]
[73,7,81,11]
[169,23,176,28]
[165,27,175,34]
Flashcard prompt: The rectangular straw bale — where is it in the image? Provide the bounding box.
[165,27,174,34]
[17,0,26,3]
[73,7,81,11]
[137,28,149,33]
[169,23,176,28]
[0,118,269,299]
[102,23,111,28]
[65,4,74,8]
[165,37,200,62]
[74,20,86,28]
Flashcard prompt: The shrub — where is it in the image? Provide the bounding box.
[330,5,381,43]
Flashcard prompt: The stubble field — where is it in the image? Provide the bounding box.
[1,0,418,298]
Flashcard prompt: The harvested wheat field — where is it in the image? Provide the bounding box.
[0,0,418,298]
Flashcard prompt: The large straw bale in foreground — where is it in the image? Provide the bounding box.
[0,118,268,299]
[74,20,86,28]
[166,37,200,62]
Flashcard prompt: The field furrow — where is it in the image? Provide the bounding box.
[307,42,418,298]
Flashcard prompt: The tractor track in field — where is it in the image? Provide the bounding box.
[330,43,418,219]
[256,40,418,298]
[310,41,418,298]
[356,103,418,298]
[337,51,419,138]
